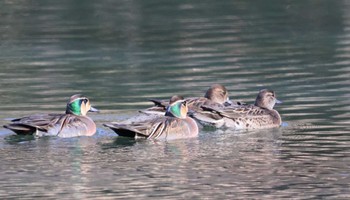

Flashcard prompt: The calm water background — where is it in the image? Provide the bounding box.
[1,0,350,199]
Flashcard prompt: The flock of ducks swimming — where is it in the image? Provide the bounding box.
[3,84,282,140]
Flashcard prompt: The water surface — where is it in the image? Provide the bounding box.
[1,1,350,199]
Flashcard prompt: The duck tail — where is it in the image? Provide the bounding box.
[3,124,37,135]
[103,123,137,138]
[148,99,168,107]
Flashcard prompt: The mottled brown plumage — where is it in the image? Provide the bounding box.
[191,89,282,130]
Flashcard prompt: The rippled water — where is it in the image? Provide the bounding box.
[1,0,350,199]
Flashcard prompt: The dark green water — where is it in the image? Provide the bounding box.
[1,1,350,199]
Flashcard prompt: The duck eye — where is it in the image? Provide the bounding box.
[81,98,88,104]
[182,101,187,106]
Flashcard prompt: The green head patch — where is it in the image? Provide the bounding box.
[165,100,187,119]
[66,98,88,115]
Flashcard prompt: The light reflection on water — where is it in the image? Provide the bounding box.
[1,0,350,199]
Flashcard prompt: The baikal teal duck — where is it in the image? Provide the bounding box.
[104,98,199,140]
[3,94,99,137]
[190,89,282,130]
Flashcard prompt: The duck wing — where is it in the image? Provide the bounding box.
[4,113,63,135]
[218,106,272,119]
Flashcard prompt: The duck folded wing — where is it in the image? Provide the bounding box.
[104,119,166,139]
[214,106,273,119]
[4,114,63,135]
[201,104,265,118]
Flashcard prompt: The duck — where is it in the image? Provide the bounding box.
[103,98,199,140]
[142,84,242,115]
[3,94,99,137]
[142,95,185,115]
[190,89,282,130]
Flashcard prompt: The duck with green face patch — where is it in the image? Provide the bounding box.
[104,97,199,140]
[3,94,99,137]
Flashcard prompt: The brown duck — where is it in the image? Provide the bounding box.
[191,89,282,130]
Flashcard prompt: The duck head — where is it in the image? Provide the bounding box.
[66,94,99,116]
[168,95,184,105]
[165,99,188,119]
[204,84,230,104]
[254,89,282,110]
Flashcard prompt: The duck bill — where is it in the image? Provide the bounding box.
[89,106,99,112]
[224,97,234,106]
[275,99,282,104]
